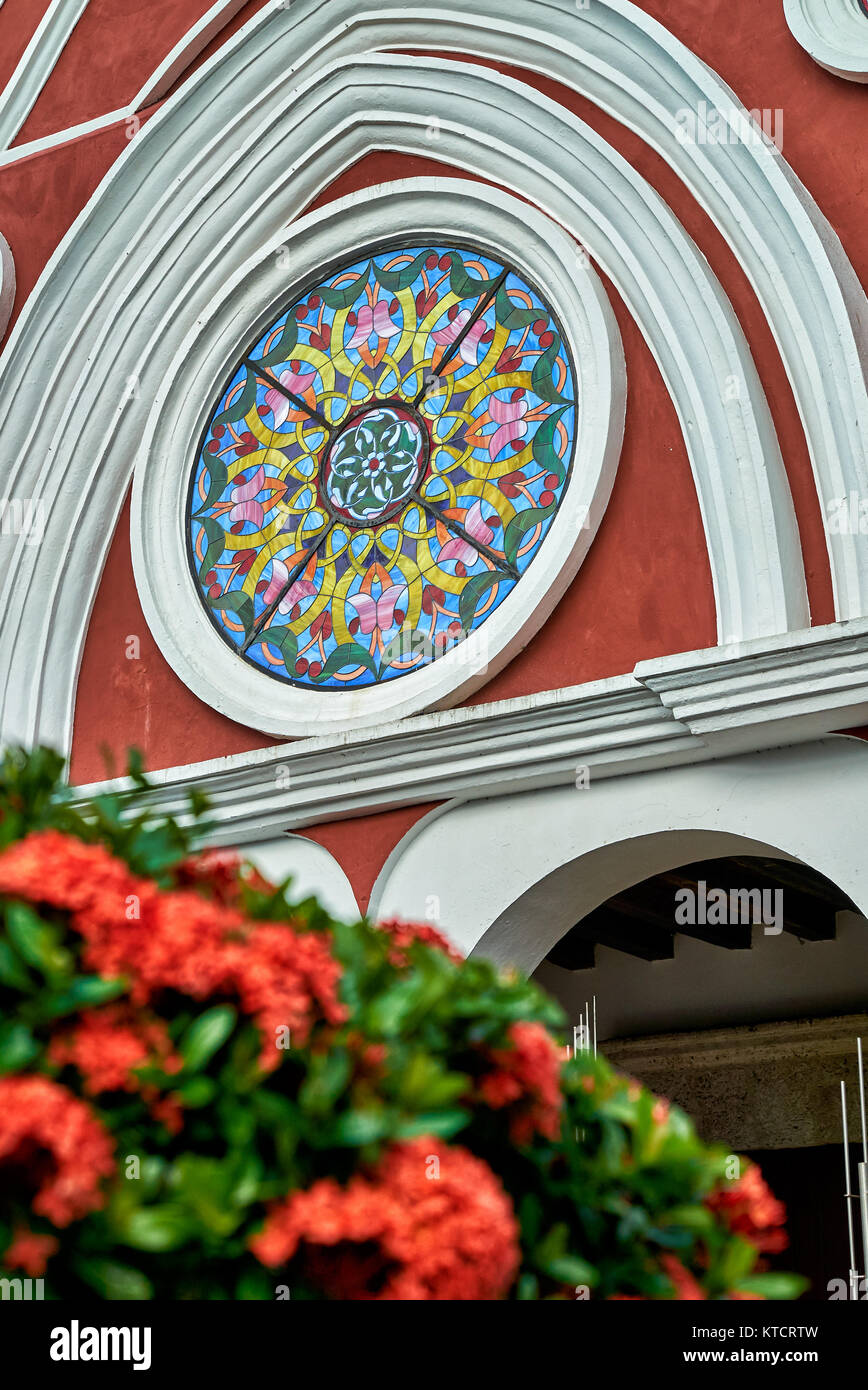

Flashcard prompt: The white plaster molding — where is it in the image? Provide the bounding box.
[130,180,627,738]
[0,44,810,754]
[0,109,128,170]
[0,0,90,152]
[784,0,868,82]
[131,0,250,109]
[3,0,866,754]
[244,834,360,923]
[0,231,14,340]
[71,621,868,849]
[372,737,868,967]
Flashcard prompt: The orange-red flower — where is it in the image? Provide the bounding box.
[661,1253,706,1301]
[373,917,463,966]
[48,1005,180,1096]
[477,1021,564,1144]
[0,831,347,1064]
[3,1226,59,1276]
[706,1163,788,1253]
[0,1076,114,1227]
[250,1137,520,1300]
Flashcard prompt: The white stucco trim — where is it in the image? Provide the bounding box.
[130,180,626,737]
[1,0,864,755]
[0,232,14,341]
[784,0,868,81]
[372,738,868,967]
[0,0,90,152]
[0,45,809,753]
[71,620,868,848]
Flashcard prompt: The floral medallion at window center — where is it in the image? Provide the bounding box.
[186,244,577,690]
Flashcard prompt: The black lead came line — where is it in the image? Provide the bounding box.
[240,520,335,654]
[243,357,332,433]
[239,265,517,653]
[412,266,509,407]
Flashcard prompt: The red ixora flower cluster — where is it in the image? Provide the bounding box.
[706,1163,788,1254]
[48,1005,180,1097]
[373,917,464,966]
[250,1137,521,1300]
[477,1021,564,1144]
[0,1076,114,1227]
[0,831,347,1067]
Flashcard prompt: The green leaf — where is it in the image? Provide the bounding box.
[503,501,555,568]
[495,282,539,331]
[531,405,569,484]
[448,256,489,301]
[312,642,378,684]
[318,264,370,310]
[0,938,32,991]
[299,1048,352,1116]
[392,1109,469,1140]
[212,368,257,427]
[541,1254,597,1287]
[256,625,298,667]
[256,316,299,370]
[174,1075,217,1108]
[113,1206,191,1252]
[458,569,511,630]
[197,457,229,514]
[374,250,431,292]
[206,589,254,642]
[0,1022,38,1074]
[179,1005,237,1071]
[733,1272,809,1300]
[5,902,73,982]
[531,334,572,406]
[196,515,227,581]
[328,1108,394,1147]
[42,974,128,1017]
[74,1258,154,1300]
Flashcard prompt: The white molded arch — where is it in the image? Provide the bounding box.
[371,738,868,969]
[0,49,808,751]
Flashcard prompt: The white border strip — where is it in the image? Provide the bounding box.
[0,0,90,152]
[784,0,868,82]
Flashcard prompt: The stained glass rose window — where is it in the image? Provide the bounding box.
[186,244,577,690]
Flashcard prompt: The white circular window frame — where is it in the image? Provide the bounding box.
[131,179,625,738]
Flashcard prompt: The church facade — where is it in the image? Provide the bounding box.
[1,0,867,1294]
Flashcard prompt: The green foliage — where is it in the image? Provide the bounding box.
[0,748,805,1301]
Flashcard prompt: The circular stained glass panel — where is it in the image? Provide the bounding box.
[186,243,577,689]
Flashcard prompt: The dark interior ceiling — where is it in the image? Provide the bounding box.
[546,856,858,972]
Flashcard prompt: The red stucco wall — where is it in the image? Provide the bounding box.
[1,3,865,895]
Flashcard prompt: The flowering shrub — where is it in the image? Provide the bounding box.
[0,748,803,1300]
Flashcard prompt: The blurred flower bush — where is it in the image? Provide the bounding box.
[0,747,804,1300]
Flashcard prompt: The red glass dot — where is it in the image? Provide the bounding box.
[544,473,560,489]
[394,609,405,626]
[213,425,225,438]
[539,490,555,507]
[532,318,547,335]
[309,294,321,310]
[295,658,308,675]
[438,254,452,270]
[295,304,308,320]
[349,617,359,636]
[208,584,222,599]
[308,661,322,678]
[539,331,554,349]
[455,561,466,578]
[426,253,438,269]
[448,620,462,636]
[230,521,244,534]
[206,440,221,454]
[205,570,216,585]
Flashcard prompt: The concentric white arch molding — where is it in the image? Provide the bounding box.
[0,0,91,152]
[0,46,808,753]
[131,181,626,737]
[0,233,14,341]
[784,0,868,81]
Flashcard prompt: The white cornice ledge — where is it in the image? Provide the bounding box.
[635,617,868,746]
[72,621,868,844]
[784,0,868,82]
